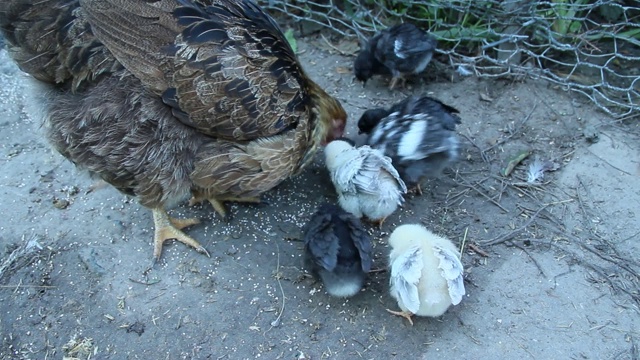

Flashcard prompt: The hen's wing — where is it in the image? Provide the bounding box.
[0,0,121,91]
[389,245,423,314]
[303,211,340,272]
[80,0,307,141]
[432,245,465,305]
[341,212,372,272]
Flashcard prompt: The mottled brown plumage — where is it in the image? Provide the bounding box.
[1,0,347,261]
[0,0,122,91]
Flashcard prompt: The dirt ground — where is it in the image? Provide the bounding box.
[0,32,639,360]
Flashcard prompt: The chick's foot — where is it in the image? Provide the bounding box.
[373,217,387,229]
[388,77,407,90]
[410,183,423,196]
[386,309,415,326]
[152,208,209,262]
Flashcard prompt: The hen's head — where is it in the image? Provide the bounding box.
[309,86,347,146]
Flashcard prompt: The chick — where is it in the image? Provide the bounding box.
[354,23,437,89]
[324,138,407,227]
[358,95,461,195]
[386,224,465,325]
[303,204,373,297]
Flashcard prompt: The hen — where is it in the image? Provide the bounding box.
[303,203,372,298]
[324,138,407,227]
[0,0,347,261]
[354,23,437,89]
[386,224,465,325]
[357,95,461,195]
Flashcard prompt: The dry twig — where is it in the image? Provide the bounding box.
[480,205,548,246]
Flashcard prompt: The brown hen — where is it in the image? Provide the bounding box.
[0,0,347,261]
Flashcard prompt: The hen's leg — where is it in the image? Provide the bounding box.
[386,309,415,326]
[190,195,262,221]
[152,208,209,262]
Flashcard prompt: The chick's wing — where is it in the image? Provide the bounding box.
[433,245,465,305]
[390,245,423,314]
[341,213,372,272]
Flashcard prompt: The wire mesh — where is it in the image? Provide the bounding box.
[260,0,640,118]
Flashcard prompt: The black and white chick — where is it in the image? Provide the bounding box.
[357,95,461,195]
[354,23,437,89]
[303,203,373,298]
[324,138,407,227]
[386,224,465,325]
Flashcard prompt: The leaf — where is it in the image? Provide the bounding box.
[501,150,531,177]
[480,93,493,102]
[284,28,298,54]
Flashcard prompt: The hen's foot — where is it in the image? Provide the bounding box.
[386,309,415,326]
[189,195,262,221]
[152,208,209,262]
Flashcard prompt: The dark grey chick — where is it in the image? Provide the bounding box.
[354,23,437,89]
[357,95,461,194]
[303,204,373,298]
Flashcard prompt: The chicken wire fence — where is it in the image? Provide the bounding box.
[259,0,640,119]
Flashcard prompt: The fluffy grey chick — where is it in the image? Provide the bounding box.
[324,138,407,227]
[303,203,373,298]
[354,23,437,89]
[357,95,461,195]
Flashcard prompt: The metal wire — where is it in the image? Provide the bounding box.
[260,0,640,118]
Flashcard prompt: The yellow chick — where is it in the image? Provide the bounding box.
[387,224,465,325]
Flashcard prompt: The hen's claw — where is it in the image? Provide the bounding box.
[152,208,209,262]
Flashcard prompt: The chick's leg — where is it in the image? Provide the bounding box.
[152,208,209,261]
[389,77,400,90]
[388,76,407,90]
[386,309,415,326]
[410,183,423,196]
